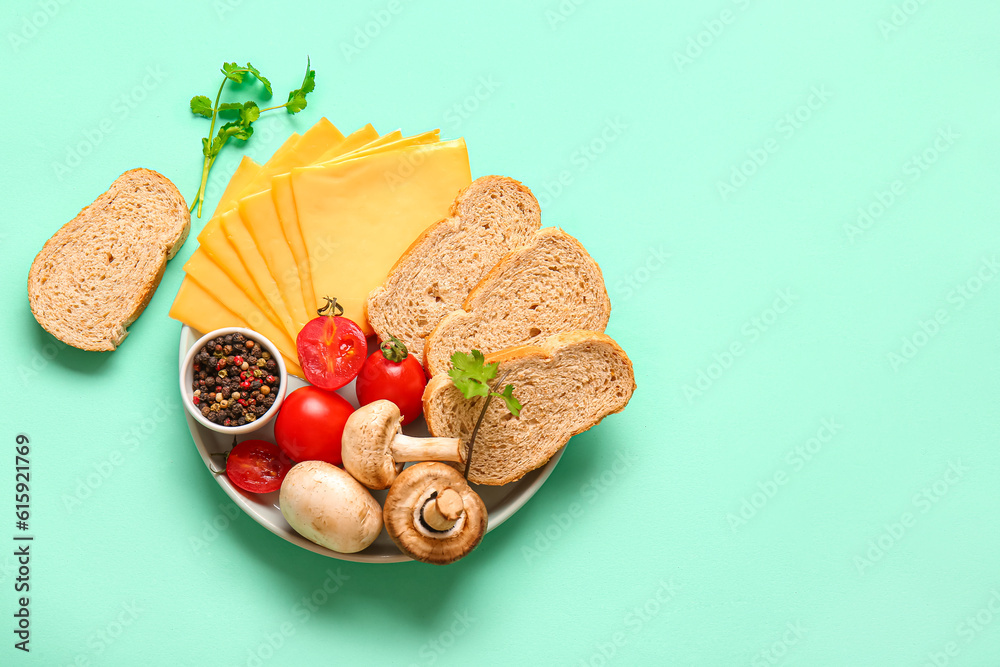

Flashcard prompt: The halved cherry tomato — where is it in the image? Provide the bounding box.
[296,297,367,390]
[273,386,354,465]
[356,335,427,425]
[226,440,293,494]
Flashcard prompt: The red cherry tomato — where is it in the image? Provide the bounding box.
[296,297,367,391]
[274,386,354,465]
[356,335,427,425]
[225,440,293,494]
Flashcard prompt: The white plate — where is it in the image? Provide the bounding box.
[179,325,563,563]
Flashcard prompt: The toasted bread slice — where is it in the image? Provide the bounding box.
[423,331,635,485]
[365,175,541,362]
[423,227,610,376]
[28,168,189,351]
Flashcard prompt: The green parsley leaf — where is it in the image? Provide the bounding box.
[447,350,520,417]
[448,350,492,399]
[188,58,317,218]
[217,102,244,114]
[284,57,315,114]
[190,95,213,118]
[494,384,522,418]
[239,101,260,125]
[299,57,315,94]
[285,92,307,114]
[244,62,272,96]
[221,62,245,83]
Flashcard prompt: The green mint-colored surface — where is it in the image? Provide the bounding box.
[2,1,999,664]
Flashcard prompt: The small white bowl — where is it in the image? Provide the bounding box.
[180,327,288,435]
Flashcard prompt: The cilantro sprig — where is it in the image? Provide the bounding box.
[449,350,522,478]
[188,58,316,218]
[448,350,522,417]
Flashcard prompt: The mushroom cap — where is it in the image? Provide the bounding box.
[279,461,383,553]
[383,462,488,565]
[342,400,404,489]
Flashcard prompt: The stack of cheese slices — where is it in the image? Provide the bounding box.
[169,118,472,376]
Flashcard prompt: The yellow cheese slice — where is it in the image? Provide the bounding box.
[182,251,280,333]
[198,131,300,243]
[184,120,339,336]
[291,139,471,334]
[272,124,380,314]
[181,255,297,362]
[169,278,304,377]
[210,120,349,338]
[220,209,300,339]
[256,131,435,323]
[290,117,345,163]
[239,190,309,334]
[211,156,261,219]
[195,221,280,328]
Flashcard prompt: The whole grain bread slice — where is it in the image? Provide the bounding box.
[28,168,190,351]
[365,175,541,363]
[423,330,635,485]
[423,227,611,376]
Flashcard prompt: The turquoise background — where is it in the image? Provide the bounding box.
[2,0,999,664]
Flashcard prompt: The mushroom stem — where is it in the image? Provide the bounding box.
[423,489,465,531]
[391,433,465,464]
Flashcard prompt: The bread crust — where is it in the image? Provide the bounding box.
[27,168,190,351]
[422,330,635,485]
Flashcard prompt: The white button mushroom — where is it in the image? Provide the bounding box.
[383,462,487,565]
[342,400,466,489]
[279,460,383,554]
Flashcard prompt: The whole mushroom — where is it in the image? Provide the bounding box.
[342,400,466,489]
[383,462,487,565]
[279,460,383,554]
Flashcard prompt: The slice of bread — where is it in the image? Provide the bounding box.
[28,168,190,351]
[423,331,635,485]
[423,227,611,376]
[365,175,541,363]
